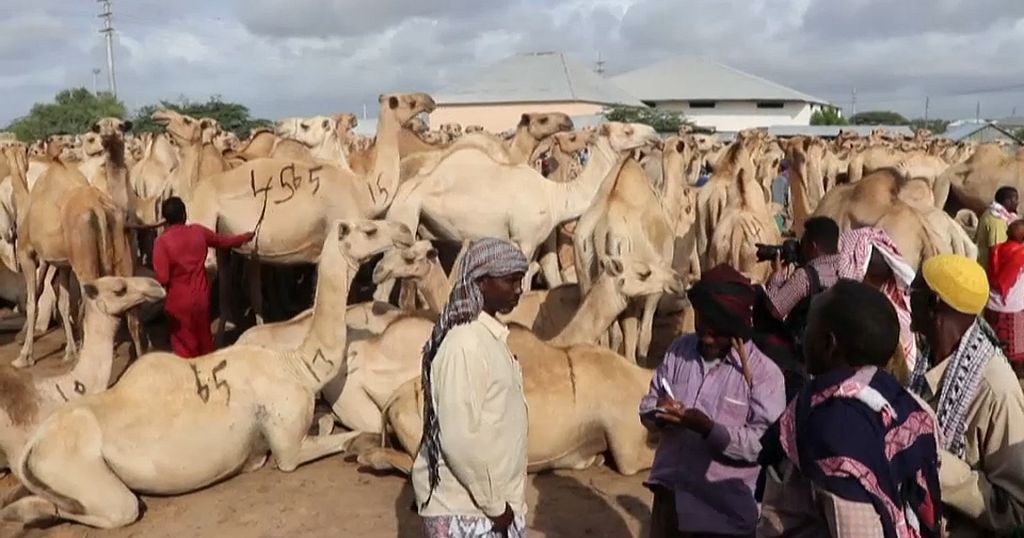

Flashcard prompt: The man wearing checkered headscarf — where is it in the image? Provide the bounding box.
[411,238,530,538]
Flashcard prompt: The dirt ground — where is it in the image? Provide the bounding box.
[0,319,660,538]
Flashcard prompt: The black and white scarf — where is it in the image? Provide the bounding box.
[932,320,999,459]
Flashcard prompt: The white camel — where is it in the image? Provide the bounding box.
[1,219,413,529]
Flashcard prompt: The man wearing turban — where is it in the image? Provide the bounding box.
[412,238,529,538]
[910,254,1024,537]
[640,264,785,538]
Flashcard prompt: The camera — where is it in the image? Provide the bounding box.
[755,238,801,265]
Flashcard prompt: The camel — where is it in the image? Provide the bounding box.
[357,325,657,476]
[934,143,1024,212]
[5,132,138,368]
[573,155,674,364]
[0,276,163,473]
[695,138,758,269]
[274,114,355,170]
[185,93,435,330]
[387,122,661,291]
[500,256,683,343]
[1,219,413,529]
[660,136,701,283]
[707,160,781,284]
[129,132,177,201]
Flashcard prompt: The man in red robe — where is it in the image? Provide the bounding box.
[152,197,254,358]
[986,219,1024,377]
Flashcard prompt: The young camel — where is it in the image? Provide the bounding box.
[0,277,164,473]
[2,219,413,529]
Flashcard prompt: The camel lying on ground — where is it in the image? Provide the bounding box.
[1,219,413,529]
[357,325,657,476]
[0,277,163,473]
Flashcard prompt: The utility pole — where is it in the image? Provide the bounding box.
[851,88,857,116]
[976,101,981,123]
[97,0,117,97]
[924,96,930,123]
[92,68,100,95]
[595,51,606,77]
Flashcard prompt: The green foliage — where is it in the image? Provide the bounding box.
[1013,128,1024,142]
[6,88,127,142]
[602,105,691,133]
[810,108,848,126]
[131,95,272,137]
[908,118,950,135]
[849,110,910,126]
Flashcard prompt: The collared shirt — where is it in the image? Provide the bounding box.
[639,335,786,535]
[765,254,841,320]
[976,211,1008,271]
[412,312,529,520]
[923,350,1024,537]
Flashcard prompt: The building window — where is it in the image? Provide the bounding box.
[757,101,785,109]
[689,101,717,109]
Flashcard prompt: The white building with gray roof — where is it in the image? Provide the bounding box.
[611,56,832,132]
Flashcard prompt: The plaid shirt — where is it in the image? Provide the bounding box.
[765,254,842,320]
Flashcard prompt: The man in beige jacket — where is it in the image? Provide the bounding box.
[412,238,529,538]
[910,254,1024,537]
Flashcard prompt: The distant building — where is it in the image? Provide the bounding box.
[765,125,915,139]
[943,122,1022,147]
[430,52,644,132]
[610,56,831,132]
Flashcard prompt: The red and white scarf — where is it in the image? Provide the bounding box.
[838,228,917,369]
[989,201,1018,226]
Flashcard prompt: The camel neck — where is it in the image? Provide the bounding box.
[365,107,402,216]
[661,153,687,224]
[51,304,119,399]
[418,261,450,314]
[507,129,537,164]
[297,243,354,391]
[787,158,812,237]
[554,138,618,223]
[548,276,627,347]
[102,139,134,219]
[177,139,203,200]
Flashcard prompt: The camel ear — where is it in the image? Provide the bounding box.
[401,249,416,262]
[337,222,351,239]
[519,114,530,127]
[675,140,685,153]
[600,123,611,137]
[632,262,652,280]
[83,283,99,299]
[426,248,438,260]
[91,123,101,134]
[601,257,624,276]
[389,96,399,110]
[122,120,133,132]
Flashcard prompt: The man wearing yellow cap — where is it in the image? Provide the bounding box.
[910,254,1024,537]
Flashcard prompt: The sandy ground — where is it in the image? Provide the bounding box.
[0,317,662,538]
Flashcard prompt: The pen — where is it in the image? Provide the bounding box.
[659,377,676,401]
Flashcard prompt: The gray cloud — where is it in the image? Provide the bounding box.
[1,0,1022,126]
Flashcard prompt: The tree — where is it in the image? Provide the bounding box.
[6,88,127,142]
[849,110,910,126]
[908,118,950,134]
[810,108,848,126]
[1014,128,1024,142]
[132,95,272,137]
[602,105,691,133]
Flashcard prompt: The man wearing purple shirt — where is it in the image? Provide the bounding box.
[640,264,786,538]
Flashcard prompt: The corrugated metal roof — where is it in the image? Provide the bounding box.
[765,125,914,138]
[943,122,1022,143]
[996,117,1024,128]
[611,56,829,105]
[434,52,645,107]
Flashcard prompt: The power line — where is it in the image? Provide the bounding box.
[98,0,117,97]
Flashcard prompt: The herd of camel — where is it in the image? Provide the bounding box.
[0,90,1019,529]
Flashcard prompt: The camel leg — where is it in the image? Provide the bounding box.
[246,258,264,325]
[357,447,414,474]
[398,280,418,311]
[621,308,641,364]
[33,266,57,335]
[637,293,661,365]
[516,241,541,293]
[3,413,139,528]
[55,269,78,363]
[331,381,385,435]
[214,249,232,345]
[261,395,359,472]
[274,432,361,472]
[538,231,562,289]
[14,254,41,368]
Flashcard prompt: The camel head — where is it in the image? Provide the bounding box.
[278,115,337,148]
[553,130,596,154]
[82,276,166,316]
[600,122,661,153]
[91,117,132,141]
[600,256,684,298]
[332,219,415,264]
[212,131,240,154]
[465,125,485,134]
[404,116,429,134]
[80,132,104,157]
[332,113,359,134]
[380,92,436,128]
[440,123,463,137]
[152,109,202,145]
[518,112,573,141]
[199,117,222,144]
[371,240,438,284]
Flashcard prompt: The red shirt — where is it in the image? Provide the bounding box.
[152,224,250,315]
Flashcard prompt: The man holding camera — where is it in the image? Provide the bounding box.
[764,216,841,322]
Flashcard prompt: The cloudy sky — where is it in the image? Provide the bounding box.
[2,0,1023,125]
